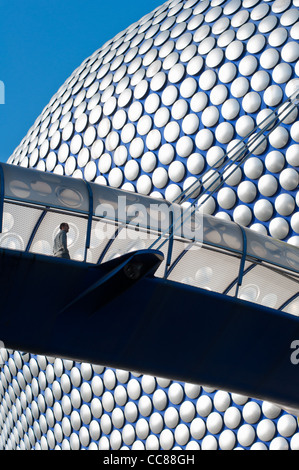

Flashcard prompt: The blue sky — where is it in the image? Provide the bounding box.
[0,0,161,162]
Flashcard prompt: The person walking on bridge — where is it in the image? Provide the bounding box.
[53,223,70,259]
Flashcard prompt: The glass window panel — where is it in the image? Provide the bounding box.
[245,227,299,274]
[237,265,298,310]
[225,261,256,297]
[88,219,119,264]
[202,214,243,254]
[29,212,88,262]
[155,238,188,279]
[167,245,241,294]
[283,297,299,317]
[0,203,43,251]
[101,226,162,262]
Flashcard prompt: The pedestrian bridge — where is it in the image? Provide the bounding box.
[0,162,298,316]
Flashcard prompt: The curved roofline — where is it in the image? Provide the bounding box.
[0,162,298,278]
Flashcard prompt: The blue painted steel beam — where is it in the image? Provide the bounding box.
[0,247,299,411]
[164,210,174,278]
[84,181,94,263]
[223,263,257,295]
[165,246,190,278]
[234,224,248,298]
[279,292,299,311]
[96,225,124,264]
[25,207,49,252]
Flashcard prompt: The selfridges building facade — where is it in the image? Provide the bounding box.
[1,0,299,450]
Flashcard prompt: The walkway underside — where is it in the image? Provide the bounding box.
[0,247,299,413]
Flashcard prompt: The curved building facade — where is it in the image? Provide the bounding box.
[1,0,299,450]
